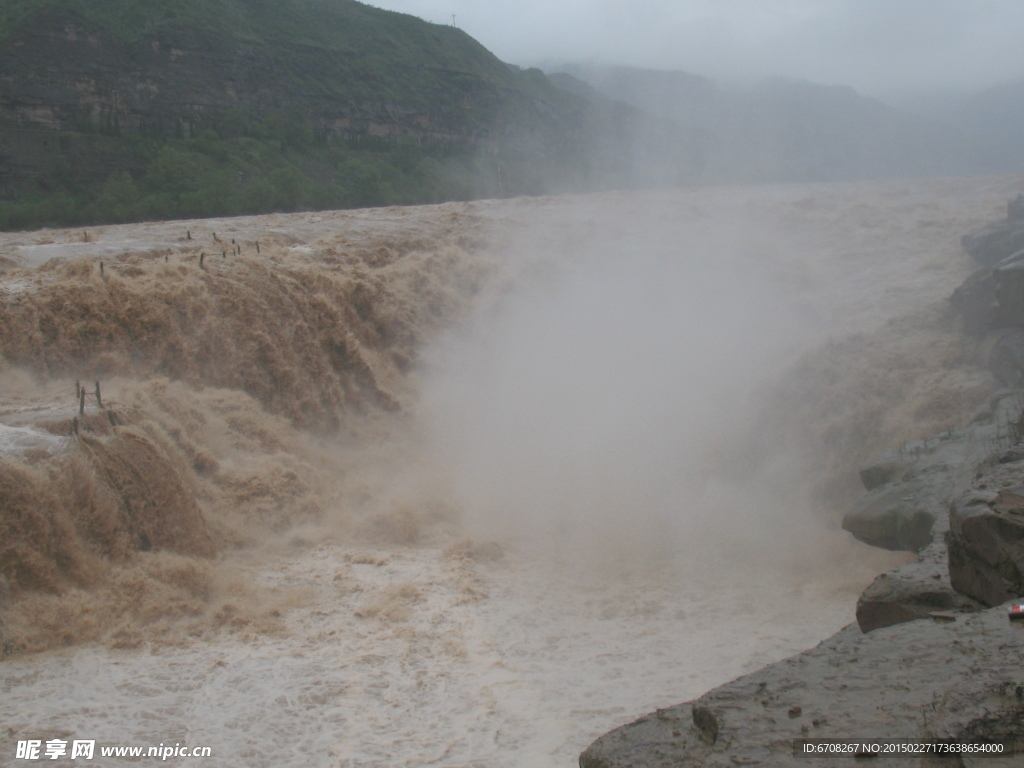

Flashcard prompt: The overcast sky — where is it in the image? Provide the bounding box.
[367,0,1024,96]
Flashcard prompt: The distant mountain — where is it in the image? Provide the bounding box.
[552,64,718,123]
[888,78,1024,175]
[730,77,973,181]
[552,63,983,183]
[943,78,1024,173]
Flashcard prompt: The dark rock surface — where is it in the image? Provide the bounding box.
[951,250,1024,334]
[952,195,1024,334]
[949,463,1024,606]
[961,221,1024,267]
[851,396,1024,631]
[855,533,982,633]
[843,466,952,551]
[982,329,1024,387]
[841,392,1019,552]
[580,605,1024,768]
[961,194,1024,267]
[950,260,999,334]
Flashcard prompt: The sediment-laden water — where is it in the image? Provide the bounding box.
[1,174,1019,767]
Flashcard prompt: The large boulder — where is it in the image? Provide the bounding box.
[843,470,950,551]
[961,197,1024,267]
[950,261,998,334]
[961,221,1024,266]
[952,195,1024,334]
[843,393,1020,552]
[855,530,982,633]
[950,250,1024,334]
[949,484,1024,606]
[993,252,1024,327]
[983,328,1024,387]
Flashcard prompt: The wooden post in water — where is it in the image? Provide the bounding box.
[256,241,260,254]
[200,253,205,269]
[72,416,79,436]
[95,381,103,409]
[79,387,86,415]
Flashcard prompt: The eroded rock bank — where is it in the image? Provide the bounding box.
[580,200,1024,768]
[581,605,1024,768]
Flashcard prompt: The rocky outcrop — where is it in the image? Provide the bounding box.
[582,435,1024,767]
[841,391,1018,552]
[843,206,1024,625]
[960,220,1024,268]
[951,194,1024,333]
[961,195,1024,267]
[848,395,1024,630]
[580,604,1024,768]
[949,482,1024,607]
[950,250,1024,334]
[951,261,999,334]
[942,200,1024,608]
[855,533,982,633]
[842,451,954,551]
[982,328,1024,387]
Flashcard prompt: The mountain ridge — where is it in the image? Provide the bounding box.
[0,0,617,227]
[549,63,993,183]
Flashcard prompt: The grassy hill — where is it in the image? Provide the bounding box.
[0,0,607,229]
[1,1,1002,231]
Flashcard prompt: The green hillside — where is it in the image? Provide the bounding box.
[0,0,604,229]
[0,0,516,93]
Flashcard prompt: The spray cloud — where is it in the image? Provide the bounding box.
[420,197,822,570]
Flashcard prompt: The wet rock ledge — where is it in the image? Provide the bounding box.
[580,607,1024,768]
[580,201,1024,768]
